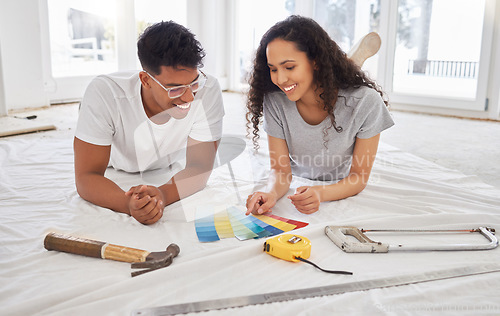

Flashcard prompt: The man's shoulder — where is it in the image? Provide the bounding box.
[92,71,138,83]
[195,73,223,106]
[201,73,221,92]
[89,71,140,97]
[96,70,138,80]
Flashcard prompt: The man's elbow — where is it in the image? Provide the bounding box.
[75,175,92,202]
[74,174,85,197]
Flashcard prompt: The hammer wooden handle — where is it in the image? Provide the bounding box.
[44,232,150,263]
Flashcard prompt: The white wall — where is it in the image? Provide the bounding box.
[0,40,7,116]
[0,0,49,110]
[487,0,500,119]
[187,0,230,89]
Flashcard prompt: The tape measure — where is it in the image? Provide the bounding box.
[263,234,352,276]
[263,234,311,262]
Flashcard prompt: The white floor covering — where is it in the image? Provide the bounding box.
[1,92,499,315]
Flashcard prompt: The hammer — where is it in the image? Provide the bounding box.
[44,232,180,277]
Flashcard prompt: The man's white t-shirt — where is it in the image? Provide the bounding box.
[75,71,224,173]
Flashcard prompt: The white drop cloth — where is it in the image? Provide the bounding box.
[1,128,500,316]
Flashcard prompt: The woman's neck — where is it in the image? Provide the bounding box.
[296,97,328,126]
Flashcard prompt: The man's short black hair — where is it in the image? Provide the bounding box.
[137,21,205,75]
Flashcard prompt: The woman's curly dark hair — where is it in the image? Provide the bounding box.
[246,15,388,150]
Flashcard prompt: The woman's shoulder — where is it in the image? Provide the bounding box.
[338,86,383,108]
[339,85,380,99]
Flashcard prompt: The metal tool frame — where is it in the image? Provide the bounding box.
[325,226,498,253]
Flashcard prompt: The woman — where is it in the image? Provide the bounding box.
[245,15,394,215]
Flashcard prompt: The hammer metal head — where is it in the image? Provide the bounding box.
[131,243,180,277]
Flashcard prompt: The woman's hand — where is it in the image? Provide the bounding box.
[246,191,278,215]
[287,186,322,214]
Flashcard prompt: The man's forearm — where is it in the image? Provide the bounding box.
[76,173,130,215]
[159,165,213,206]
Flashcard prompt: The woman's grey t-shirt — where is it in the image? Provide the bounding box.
[263,86,394,181]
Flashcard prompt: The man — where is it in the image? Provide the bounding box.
[74,21,224,225]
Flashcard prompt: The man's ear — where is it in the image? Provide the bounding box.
[139,71,151,88]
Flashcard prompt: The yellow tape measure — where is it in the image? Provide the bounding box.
[263,234,353,275]
[263,234,311,262]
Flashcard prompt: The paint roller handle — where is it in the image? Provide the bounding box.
[44,232,150,263]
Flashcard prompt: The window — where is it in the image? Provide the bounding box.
[234,0,295,89]
[47,0,118,77]
[393,0,486,99]
[313,0,381,78]
[134,0,187,69]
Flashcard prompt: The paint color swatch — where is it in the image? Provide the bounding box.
[267,214,309,229]
[213,209,235,239]
[253,214,297,232]
[195,205,308,242]
[247,216,284,236]
[227,207,259,240]
[195,213,220,242]
[227,206,272,240]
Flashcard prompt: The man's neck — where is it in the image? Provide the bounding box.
[140,86,171,124]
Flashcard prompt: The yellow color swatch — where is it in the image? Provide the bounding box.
[214,209,234,239]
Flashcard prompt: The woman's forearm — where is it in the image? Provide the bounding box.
[266,168,292,199]
[318,171,369,202]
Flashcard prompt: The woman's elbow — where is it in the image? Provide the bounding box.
[349,171,370,195]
